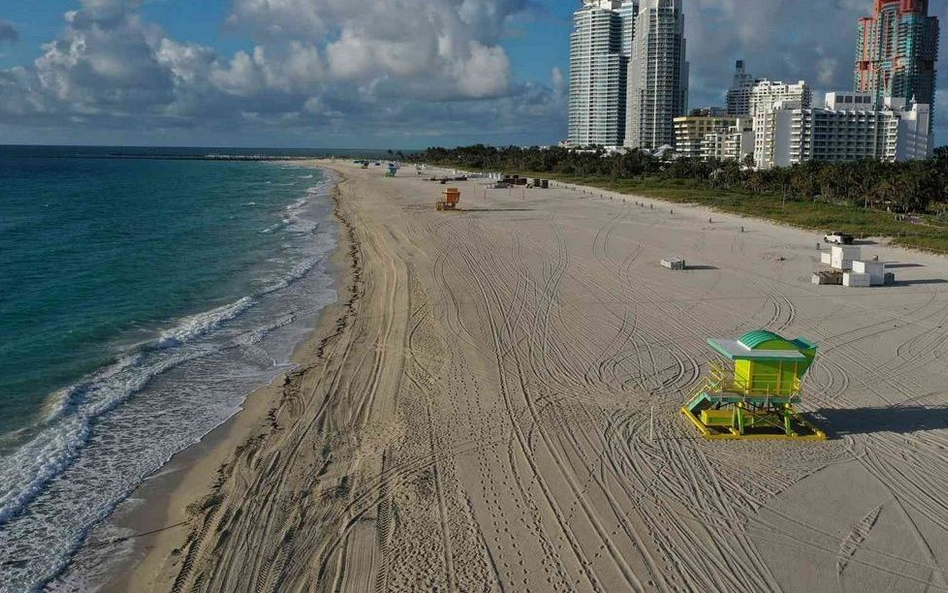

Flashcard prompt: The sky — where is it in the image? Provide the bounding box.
[0,0,946,149]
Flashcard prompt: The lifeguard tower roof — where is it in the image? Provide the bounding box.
[708,330,815,362]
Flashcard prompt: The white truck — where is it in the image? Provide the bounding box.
[823,231,855,245]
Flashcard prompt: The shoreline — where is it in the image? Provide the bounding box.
[98,163,357,592]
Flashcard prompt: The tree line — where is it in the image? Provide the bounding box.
[410,145,948,217]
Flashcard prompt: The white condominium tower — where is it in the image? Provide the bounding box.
[750,79,812,168]
[568,1,638,147]
[625,0,689,150]
[757,92,932,169]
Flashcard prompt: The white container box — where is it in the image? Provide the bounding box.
[853,260,886,286]
[831,246,861,270]
[661,258,686,270]
[820,252,832,265]
[843,272,872,287]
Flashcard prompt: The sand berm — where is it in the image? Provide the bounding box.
[118,161,948,592]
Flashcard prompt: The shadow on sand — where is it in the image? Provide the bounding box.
[889,279,948,287]
[464,208,535,212]
[887,263,925,269]
[810,406,948,437]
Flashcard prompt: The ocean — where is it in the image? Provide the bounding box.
[0,146,359,591]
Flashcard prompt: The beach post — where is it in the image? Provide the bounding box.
[649,406,654,442]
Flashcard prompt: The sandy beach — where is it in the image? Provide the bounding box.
[116,160,948,593]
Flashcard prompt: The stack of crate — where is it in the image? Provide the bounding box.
[844,260,893,287]
[821,245,861,270]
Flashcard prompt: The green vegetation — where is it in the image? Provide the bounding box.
[411,145,948,253]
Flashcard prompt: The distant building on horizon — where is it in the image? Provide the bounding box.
[750,79,812,168]
[726,60,757,117]
[567,0,638,148]
[855,0,939,113]
[757,91,932,169]
[673,112,735,159]
[625,0,689,150]
[717,118,756,163]
[673,111,754,162]
[617,0,638,59]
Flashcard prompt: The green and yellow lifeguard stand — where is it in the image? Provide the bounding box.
[681,330,826,440]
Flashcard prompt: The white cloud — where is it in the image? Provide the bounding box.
[227,0,527,101]
[0,0,533,140]
[817,57,839,86]
[551,66,564,94]
[1,0,945,146]
[457,43,510,98]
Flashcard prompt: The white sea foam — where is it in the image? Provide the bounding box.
[287,198,309,211]
[261,220,288,234]
[156,297,255,349]
[306,180,333,195]
[0,345,210,527]
[260,257,319,295]
[233,313,297,348]
[0,166,339,592]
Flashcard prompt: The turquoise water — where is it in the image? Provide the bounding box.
[0,148,339,590]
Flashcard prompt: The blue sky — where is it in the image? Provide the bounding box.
[0,0,945,148]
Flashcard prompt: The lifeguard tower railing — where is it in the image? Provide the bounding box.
[687,361,803,404]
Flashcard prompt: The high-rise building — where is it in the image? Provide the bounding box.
[673,112,753,162]
[723,118,756,163]
[726,60,757,116]
[757,92,932,169]
[625,0,689,150]
[567,1,637,147]
[750,80,812,168]
[617,0,638,58]
[855,0,939,111]
[702,118,754,162]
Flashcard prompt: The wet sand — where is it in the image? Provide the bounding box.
[118,161,948,592]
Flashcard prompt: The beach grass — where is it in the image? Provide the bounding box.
[496,172,948,254]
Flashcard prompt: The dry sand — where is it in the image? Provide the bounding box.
[119,161,948,592]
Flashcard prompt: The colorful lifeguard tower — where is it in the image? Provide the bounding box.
[436,187,461,211]
[681,330,826,440]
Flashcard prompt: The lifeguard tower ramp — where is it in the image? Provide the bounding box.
[681,330,826,440]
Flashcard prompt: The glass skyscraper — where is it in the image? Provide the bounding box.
[855,0,939,110]
[625,0,689,150]
[567,1,637,147]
